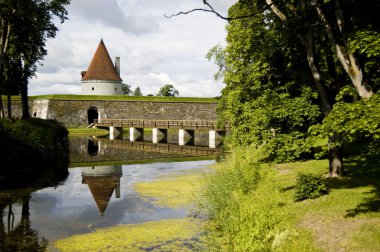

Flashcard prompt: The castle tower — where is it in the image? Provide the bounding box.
[81,39,123,95]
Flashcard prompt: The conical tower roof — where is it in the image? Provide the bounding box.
[82,39,122,82]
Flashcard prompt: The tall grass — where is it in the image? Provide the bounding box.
[197,146,285,251]
[197,144,380,251]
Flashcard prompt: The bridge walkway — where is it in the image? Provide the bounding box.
[93,119,229,148]
[94,119,227,131]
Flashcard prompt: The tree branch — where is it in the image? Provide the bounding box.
[164,0,265,21]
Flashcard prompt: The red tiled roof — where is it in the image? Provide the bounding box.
[82,39,122,82]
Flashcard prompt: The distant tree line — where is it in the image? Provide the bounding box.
[122,84,179,97]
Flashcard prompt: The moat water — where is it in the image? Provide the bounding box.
[0,134,220,251]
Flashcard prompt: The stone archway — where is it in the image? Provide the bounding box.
[87,106,99,125]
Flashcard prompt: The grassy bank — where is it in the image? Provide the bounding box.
[198,146,380,251]
[2,94,218,103]
[67,127,109,136]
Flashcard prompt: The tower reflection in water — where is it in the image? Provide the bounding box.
[81,165,122,216]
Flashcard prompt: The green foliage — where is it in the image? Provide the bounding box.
[215,1,321,162]
[122,84,132,95]
[0,0,70,118]
[157,84,179,97]
[350,30,380,57]
[133,86,142,96]
[206,44,226,81]
[349,30,380,91]
[200,147,262,218]
[197,146,285,251]
[294,172,329,202]
[6,118,68,160]
[309,91,380,155]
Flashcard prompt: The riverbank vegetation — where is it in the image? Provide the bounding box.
[197,146,380,251]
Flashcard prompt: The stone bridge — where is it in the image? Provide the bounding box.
[94,118,229,148]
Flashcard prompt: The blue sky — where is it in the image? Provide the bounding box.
[29,0,236,97]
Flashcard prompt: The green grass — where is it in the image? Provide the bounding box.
[198,146,380,251]
[2,95,218,103]
[68,127,109,136]
[26,94,218,103]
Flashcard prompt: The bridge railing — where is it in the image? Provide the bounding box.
[94,119,229,131]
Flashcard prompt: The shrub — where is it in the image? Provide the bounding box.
[294,172,329,201]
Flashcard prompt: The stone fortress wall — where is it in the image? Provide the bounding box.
[5,99,218,127]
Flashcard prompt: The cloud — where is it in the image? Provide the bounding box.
[29,0,237,97]
[69,0,159,35]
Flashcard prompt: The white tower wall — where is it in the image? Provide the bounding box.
[82,81,122,95]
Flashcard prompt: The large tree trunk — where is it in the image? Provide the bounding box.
[7,82,12,119]
[315,2,373,99]
[303,33,344,177]
[0,17,12,119]
[303,32,331,115]
[0,75,4,118]
[20,77,29,120]
[328,136,344,177]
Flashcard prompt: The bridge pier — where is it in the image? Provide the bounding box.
[130,127,144,142]
[109,126,123,140]
[179,129,194,146]
[153,128,168,144]
[209,130,224,148]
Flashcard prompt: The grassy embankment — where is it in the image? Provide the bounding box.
[2,94,218,103]
[198,146,380,251]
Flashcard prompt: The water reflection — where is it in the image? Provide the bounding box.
[70,135,221,164]
[0,133,219,249]
[81,166,122,216]
[0,195,48,251]
[1,160,214,245]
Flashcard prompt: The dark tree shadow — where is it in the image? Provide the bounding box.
[325,152,380,218]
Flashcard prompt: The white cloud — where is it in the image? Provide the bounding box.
[29,0,237,97]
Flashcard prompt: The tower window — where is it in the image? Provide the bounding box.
[92,87,94,91]
[115,88,117,91]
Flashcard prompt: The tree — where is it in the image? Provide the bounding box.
[171,0,379,177]
[122,84,132,95]
[133,86,142,96]
[157,84,179,97]
[0,0,70,119]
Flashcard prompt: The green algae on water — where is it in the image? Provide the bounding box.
[54,218,204,252]
[134,172,205,209]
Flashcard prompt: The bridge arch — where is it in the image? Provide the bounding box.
[87,106,99,125]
